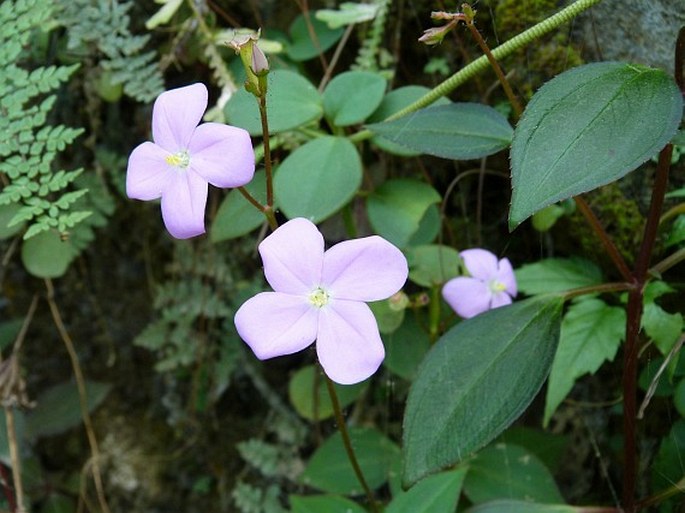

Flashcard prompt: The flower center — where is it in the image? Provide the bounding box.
[488,279,507,293]
[308,287,330,308]
[165,150,190,169]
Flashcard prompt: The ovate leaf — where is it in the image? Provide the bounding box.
[21,229,74,278]
[225,70,322,135]
[510,62,683,228]
[407,245,461,287]
[290,494,367,513]
[463,444,563,504]
[515,257,603,296]
[403,296,563,485]
[323,71,386,126]
[211,170,270,242]
[366,179,441,248]
[316,3,381,28]
[301,427,400,495]
[366,103,513,160]
[543,298,625,425]
[25,381,111,439]
[288,365,365,421]
[274,136,361,222]
[465,501,596,513]
[287,14,344,61]
[387,467,467,513]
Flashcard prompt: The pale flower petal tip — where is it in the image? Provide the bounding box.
[443,248,517,319]
[126,83,255,239]
[234,218,407,384]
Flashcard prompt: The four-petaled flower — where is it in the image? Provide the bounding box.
[442,248,517,319]
[234,218,408,385]
[127,83,255,239]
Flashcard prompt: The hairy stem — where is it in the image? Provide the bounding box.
[574,196,633,282]
[463,12,523,119]
[387,0,603,121]
[45,279,112,513]
[324,373,379,513]
[622,144,673,513]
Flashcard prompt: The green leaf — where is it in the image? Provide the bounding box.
[408,204,441,246]
[387,467,467,513]
[366,103,513,160]
[322,71,386,126]
[367,179,441,248]
[369,298,406,334]
[510,62,683,228]
[145,0,183,29]
[497,427,568,473]
[21,229,74,278]
[674,379,685,418]
[211,170,269,242]
[543,298,625,425]
[642,302,683,355]
[40,493,76,513]
[465,500,590,513]
[225,70,322,135]
[274,136,362,222]
[463,444,563,504]
[290,494,367,513]
[288,365,365,421]
[0,203,23,239]
[368,86,451,157]
[25,380,111,439]
[287,14,344,61]
[651,419,685,491]
[665,215,685,247]
[407,245,461,287]
[531,204,565,232]
[515,257,603,296]
[300,427,400,495]
[402,296,563,485]
[315,3,380,28]
[383,314,431,380]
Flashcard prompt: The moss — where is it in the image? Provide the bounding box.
[486,0,585,97]
[566,183,644,269]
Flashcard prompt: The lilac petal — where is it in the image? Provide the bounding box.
[442,277,493,319]
[188,123,255,188]
[322,236,408,302]
[491,291,513,309]
[160,170,208,239]
[126,142,170,200]
[152,83,207,151]
[497,258,518,297]
[316,300,384,385]
[461,248,499,281]
[259,218,324,294]
[234,292,318,359]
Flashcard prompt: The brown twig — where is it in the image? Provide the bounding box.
[45,279,112,513]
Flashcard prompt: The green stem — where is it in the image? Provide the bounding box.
[258,95,274,209]
[428,285,441,343]
[562,281,634,301]
[650,246,685,276]
[349,0,603,144]
[324,373,379,513]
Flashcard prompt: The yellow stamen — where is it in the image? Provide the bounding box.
[165,150,190,168]
[308,287,330,308]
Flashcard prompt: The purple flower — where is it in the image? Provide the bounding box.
[442,248,517,319]
[234,218,408,385]
[126,83,255,239]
